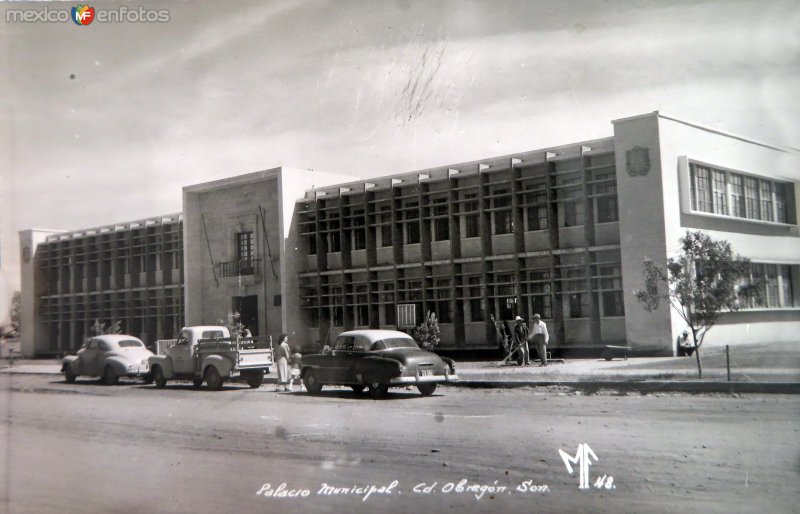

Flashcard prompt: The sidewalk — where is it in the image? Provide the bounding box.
[2,341,798,393]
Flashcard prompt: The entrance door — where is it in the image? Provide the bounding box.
[232,296,259,336]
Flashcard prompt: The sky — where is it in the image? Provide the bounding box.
[1,0,799,325]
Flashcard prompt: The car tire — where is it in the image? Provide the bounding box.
[103,365,119,386]
[142,373,154,385]
[351,384,366,393]
[64,370,77,384]
[417,382,437,396]
[244,371,264,389]
[205,366,224,391]
[153,366,167,389]
[192,377,204,389]
[303,371,322,394]
[368,382,388,399]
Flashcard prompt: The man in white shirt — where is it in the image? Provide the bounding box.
[529,313,550,366]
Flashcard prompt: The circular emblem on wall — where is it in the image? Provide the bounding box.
[625,146,651,177]
[22,246,31,263]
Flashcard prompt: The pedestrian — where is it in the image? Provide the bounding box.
[241,326,252,338]
[513,316,531,366]
[288,348,303,392]
[275,333,290,391]
[676,330,694,356]
[529,314,549,366]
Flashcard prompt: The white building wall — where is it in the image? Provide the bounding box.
[614,112,800,355]
[18,229,63,357]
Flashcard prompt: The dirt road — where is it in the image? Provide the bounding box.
[1,374,797,513]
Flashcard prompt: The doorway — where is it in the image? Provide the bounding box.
[232,295,259,336]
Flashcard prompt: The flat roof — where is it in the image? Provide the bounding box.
[612,111,799,155]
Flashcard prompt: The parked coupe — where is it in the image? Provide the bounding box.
[301,330,459,399]
[62,335,154,385]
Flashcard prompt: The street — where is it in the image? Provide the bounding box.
[1,374,798,513]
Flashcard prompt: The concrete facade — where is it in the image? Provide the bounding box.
[614,112,800,354]
[182,168,357,346]
[19,112,800,356]
[19,215,184,356]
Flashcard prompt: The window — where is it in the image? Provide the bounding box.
[434,278,452,323]
[690,163,791,223]
[766,265,780,308]
[382,283,395,325]
[496,274,517,319]
[561,179,584,227]
[433,198,449,241]
[563,201,584,227]
[729,174,745,218]
[780,266,794,308]
[464,193,480,238]
[404,202,420,244]
[308,235,317,255]
[237,232,254,263]
[468,276,484,322]
[775,183,788,223]
[760,180,774,222]
[599,266,624,316]
[690,165,713,213]
[525,185,548,231]
[380,207,392,247]
[744,177,760,220]
[566,269,585,318]
[529,271,551,319]
[332,286,343,326]
[493,190,513,235]
[741,263,795,309]
[596,196,618,223]
[327,221,341,252]
[351,209,366,250]
[711,170,728,215]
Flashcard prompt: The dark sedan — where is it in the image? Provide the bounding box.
[301,330,459,399]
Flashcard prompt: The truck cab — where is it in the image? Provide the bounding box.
[148,326,273,390]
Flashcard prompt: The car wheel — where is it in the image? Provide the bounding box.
[303,371,322,394]
[368,382,388,399]
[153,366,167,389]
[245,371,264,389]
[351,384,366,393]
[417,382,437,396]
[64,370,77,384]
[142,372,154,385]
[192,377,204,389]
[205,366,224,391]
[103,365,119,386]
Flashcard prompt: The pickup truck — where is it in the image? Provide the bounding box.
[148,326,273,390]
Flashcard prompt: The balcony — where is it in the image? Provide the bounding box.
[217,259,261,278]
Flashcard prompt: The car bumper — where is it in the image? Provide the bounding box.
[390,373,459,384]
[124,365,150,376]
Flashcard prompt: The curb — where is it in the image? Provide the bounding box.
[443,380,800,394]
[3,368,799,394]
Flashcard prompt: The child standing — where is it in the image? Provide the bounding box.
[288,349,303,392]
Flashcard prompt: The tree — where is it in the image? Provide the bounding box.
[7,291,21,338]
[413,311,441,351]
[89,319,123,337]
[634,231,756,377]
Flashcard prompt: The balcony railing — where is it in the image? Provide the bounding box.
[217,259,261,278]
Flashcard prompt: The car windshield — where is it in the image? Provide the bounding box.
[202,330,225,339]
[118,340,144,348]
[372,337,419,350]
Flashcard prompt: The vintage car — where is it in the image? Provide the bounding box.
[62,335,154,385]
[301,329,459,399]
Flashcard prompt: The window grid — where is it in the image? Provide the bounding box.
[690,163,790,224]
